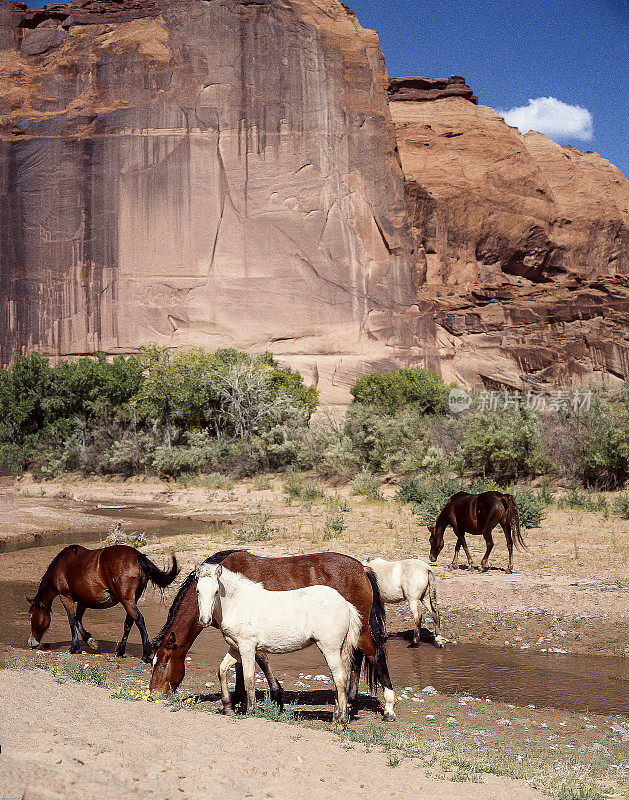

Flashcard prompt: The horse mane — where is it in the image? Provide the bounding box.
[152,549,244,650]
[33,545,80,606]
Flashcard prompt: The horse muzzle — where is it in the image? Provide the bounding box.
[198,615,211,627]
[28,637,40,649]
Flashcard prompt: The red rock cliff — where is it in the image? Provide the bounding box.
[0,0,423,405]
[390,88,629,389]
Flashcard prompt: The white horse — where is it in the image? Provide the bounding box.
[196,563,362,725]
[362,557,447,647]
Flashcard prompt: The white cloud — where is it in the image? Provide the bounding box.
[501,96,594,142]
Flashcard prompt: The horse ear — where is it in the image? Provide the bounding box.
[215,564,222,578]
[165,631,176,650]
[427,525,434,534]
[26,596,34,606]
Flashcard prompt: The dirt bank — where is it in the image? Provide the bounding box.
[0,669,552,800]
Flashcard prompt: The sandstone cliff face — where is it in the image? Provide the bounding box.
[391,97,629,286]
[1,3,628,403]
[390,93,629,389]
[0,0,421,405]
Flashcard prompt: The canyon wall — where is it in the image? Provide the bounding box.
[1,0,628,403]
[0,0,429,405]
[390,94,629,389]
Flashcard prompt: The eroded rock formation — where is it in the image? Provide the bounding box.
[1,3,628,403]
[0,0,422,405]
[390,91,629,389]
[388,75,477,104]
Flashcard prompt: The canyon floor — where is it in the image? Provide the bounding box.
[1,475,627,799]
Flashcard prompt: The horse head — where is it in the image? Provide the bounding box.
[27,596,51,648]
[427,524,443,564]
[149,630,187,695]
[196,563,222,627]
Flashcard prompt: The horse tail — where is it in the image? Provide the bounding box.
[341,603,363,687]
[504,494,526,551]
[137,552,179,589]
[363,570,387,694]
[427,567,441,629]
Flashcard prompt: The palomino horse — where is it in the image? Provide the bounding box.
[428,491,524,573]
[150,550,397,720]
[28,545,178,662]
[197,563,362,725]
[362,557,447,647]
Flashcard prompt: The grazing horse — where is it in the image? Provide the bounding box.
[28,545,178,662]
[362,557,447,647]
[197,563,361,725]
[428,491,524,573]
[149,550,397,721]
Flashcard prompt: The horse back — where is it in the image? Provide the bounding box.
[221,551,372,615]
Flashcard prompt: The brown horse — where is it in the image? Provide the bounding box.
[428,491,524,572]
[149,549,397,720]
[28,545,178,662]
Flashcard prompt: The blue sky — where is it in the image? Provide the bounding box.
[23,0,628,175]
[350,0,628,176]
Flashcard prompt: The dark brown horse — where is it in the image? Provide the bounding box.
[149,549,397,720]
[28,545,178,662]
[428,491,524,572]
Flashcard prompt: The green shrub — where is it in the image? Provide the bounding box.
[462,409,547,482]
[512,489,546,528]
[282,472,324,503]
[350,367,451,414]
[571,407,629,489]
[152,446,204,479]
[235,512,278,542]
[558,486,608,513]
[202,472,235,491]
[323,512,346,539]
[349,470,382,501]
[612,494,629,519]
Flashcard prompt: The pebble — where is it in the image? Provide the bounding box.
[426,714,436,721]
[422,685,438,695]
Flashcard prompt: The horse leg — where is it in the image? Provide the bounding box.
[480,532,494,572]
[218,648,239,715]
[233,654,282,712]
[239,644,257,716]
[501,521,514,573]
[450,538,461,570]
[460,536,475,570]
[120,598,152,663]
[115,614,134,658]
[358,630,396,721]
[319,645,349,726]
[420,590,446,647]
[58,595,80,654]
[75,603,98,650]
[408,596,422,647]
[256,653,284,709]
[347,650,363,706]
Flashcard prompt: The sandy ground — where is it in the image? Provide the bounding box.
[1,477,628,799]
[0,669,550,800]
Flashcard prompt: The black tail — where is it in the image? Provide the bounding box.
[504,494,526,550]
[363,570,387,694]
[137,552,179,589]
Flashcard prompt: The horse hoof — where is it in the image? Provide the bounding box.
[506,567,513,574]
[141,654,152,664]
[435,636,447,648]
[87,638,99,650]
